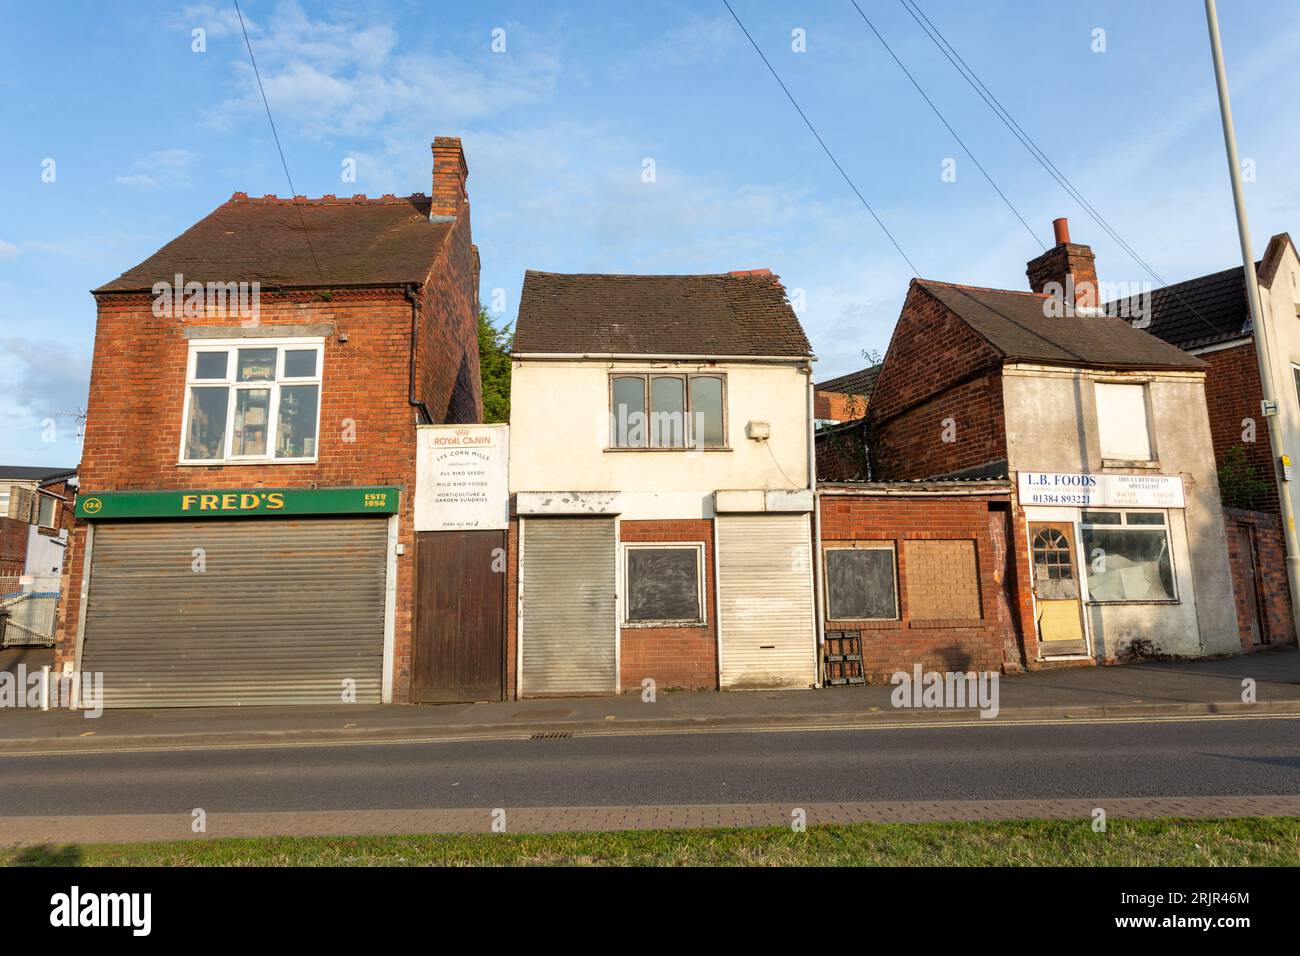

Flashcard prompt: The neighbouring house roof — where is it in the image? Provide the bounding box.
[917,279,1205,371]
[1101,234,1299,352]
[95,193,455,292]
[0,466,76,483]
[513,270,813,357]
[1103,264,1252,351]
[815,364,881,397]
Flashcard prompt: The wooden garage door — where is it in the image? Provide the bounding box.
[717,514,817,689]
[81,518,387,707]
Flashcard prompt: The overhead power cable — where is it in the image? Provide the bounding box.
[233,0,325,285]
[722,0,922,276]
[899,0,1226,335]
[847,0,1044,251]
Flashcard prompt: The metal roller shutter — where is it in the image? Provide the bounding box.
[717,514,817,689]
[81,517,387,707]
[520,517,617,696]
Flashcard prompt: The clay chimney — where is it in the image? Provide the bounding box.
[1026,217,1099,312]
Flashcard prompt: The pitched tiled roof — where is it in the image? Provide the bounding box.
[514,270,812,357]
[95,193,454,292]
[816,364,880,396]
[918,280,1205,371]
[1102,264,1252,351]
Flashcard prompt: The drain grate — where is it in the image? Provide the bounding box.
[530,732,572,740]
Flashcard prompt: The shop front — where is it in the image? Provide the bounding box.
[73,486,399,708]
[1017,471,1197,661]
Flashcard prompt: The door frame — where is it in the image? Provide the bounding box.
[1023,507,1093,660]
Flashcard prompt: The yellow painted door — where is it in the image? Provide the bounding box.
[1029,522,1087,656]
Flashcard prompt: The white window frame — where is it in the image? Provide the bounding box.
[620,541,707,626]
[1079,508,1178,604]
[822,542,899,622]
[36,494,56,529]
[179,337,324,465]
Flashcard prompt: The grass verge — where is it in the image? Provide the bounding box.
[6,817,1299,866]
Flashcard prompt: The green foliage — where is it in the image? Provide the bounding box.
[1218,445,1269,510]
[478,308,513,424]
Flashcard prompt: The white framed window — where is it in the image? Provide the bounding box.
[37,495,56,529]
[1291,364,1300,411]
[0,488,9,518]
[622,542,706,625]
[180,338,324,464]
[609,373,726,449]
[1080,509,1176,603]
[823,543,899,621]
[1095,382,1153,461]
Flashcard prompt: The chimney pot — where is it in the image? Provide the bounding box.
[1052,218,1071,246]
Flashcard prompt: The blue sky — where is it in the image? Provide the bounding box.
[2,0,1298,467]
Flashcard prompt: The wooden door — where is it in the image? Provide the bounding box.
[413,530,506,703]
[1236,523,1268,646]
[1029,521,1088,657]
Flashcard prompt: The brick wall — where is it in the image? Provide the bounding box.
[903,539,981,620]
[0,517,27,575]
[818,493,1016,680]
[417,210,482,424]
[1200,342,1278,514]
[618,519,717,691]
[868,283,1008,480]
[505,515,519,699]
[815,421,869,481]
[814,390,865,423]
[1223,506,1295,650]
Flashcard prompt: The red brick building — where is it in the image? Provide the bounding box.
[56,137,482,707]
[824,219,1239,673]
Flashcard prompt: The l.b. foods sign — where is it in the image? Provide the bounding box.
[414,424,509,531]
[1017,472,1185,508]
[76,486,399,519]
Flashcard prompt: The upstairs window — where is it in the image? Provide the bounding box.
[181,340,323,463]
[1095,382,1152,461]
[609,373,726,449]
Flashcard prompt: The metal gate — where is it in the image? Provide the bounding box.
[520,517,617,696]
[413,530,506,702]
[0,576,59,647]
[716,514,817,689]
[81,517,388,707]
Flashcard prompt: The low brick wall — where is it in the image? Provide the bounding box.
[1223,507,1295,650]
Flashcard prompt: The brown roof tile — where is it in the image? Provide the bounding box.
[514,270,812,357]
[95,193,453,292]
[919,280,1205,371]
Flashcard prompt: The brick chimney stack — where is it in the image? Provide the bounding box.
[1026,217,1099,311]
[430,136,468,220]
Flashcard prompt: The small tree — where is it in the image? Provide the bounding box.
[1217,445,1269,510]
[478,308,513,424]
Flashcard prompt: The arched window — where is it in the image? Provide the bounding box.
[1032,528,1073,580]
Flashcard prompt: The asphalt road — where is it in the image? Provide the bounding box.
[1,716,1297,816]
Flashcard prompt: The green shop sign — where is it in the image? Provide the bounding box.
[76,486,400,520]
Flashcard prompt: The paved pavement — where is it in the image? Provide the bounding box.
[1,648,1298,752]
[6,795,1299,845]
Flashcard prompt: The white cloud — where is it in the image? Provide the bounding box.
[115,149,198,188]
[0,240,17,260]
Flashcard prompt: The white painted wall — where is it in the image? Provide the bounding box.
[1003,363,1238,658]
[1256,240,1300,526]
[509,359,811,520]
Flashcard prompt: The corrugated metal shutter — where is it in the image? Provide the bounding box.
[521,517,616,696]
[82,518,387,707]
[717,514,816,689]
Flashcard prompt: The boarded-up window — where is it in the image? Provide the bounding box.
[904,540,981,620]
[1096,382,1152,460]
[625,546,703,623]
[824,546,897,620]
